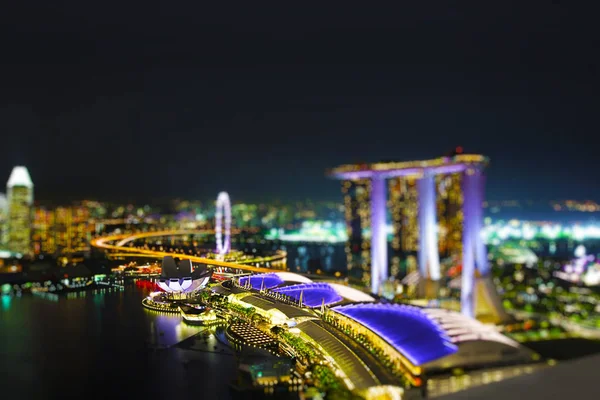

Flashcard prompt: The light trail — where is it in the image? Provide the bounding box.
[91,230,287,274]
[114,229,216,247]
[107,253,165,259]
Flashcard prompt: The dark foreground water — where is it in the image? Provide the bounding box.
[0,286,237,400]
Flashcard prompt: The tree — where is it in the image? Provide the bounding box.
[252,313,262,323]
[271,326,284,336]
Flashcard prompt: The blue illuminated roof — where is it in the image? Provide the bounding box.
[332,303,457,365]
[239,273,284,290]
[274,283,342,308]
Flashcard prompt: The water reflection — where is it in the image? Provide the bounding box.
[1,295,10,310]
[146,310,203,348]
[0,284,237,399]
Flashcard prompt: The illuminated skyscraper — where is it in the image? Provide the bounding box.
[7,166,34,255]
[33,205,93,256]
[55,207,73,252]
[70,206,92,253]
[331,154,508,321]
[0,192,8,245]
[32,207,56,255]
[341,179,372,286]
[436,173,463,260]
[388,177,419,277]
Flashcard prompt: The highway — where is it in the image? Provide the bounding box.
[91,231,287,274]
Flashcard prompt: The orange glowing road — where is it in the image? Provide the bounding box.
[91,230,286,274]
[113,229,241,246]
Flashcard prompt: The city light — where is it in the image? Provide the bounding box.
[483,220,600,242]
[264,221,348,243]
[2,7,599,399]
[331,155,496,319]
[6,166,34,256]
[0,159,598,400]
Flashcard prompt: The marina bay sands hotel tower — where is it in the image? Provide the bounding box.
[329,151,506,321]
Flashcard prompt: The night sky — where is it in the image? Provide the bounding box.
[1,2,598,203]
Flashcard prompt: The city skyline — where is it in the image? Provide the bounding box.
[2,3,600,399]
[2,161,600,206]
[2,3,600,203]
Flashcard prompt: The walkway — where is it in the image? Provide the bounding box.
[298,320,380,390]
[240,295,317,319]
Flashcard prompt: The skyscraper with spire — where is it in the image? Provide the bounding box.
[7,166,34,255]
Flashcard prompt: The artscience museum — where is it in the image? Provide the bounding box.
[156,256,212,295]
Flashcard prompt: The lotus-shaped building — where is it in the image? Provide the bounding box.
[157,256,212,293]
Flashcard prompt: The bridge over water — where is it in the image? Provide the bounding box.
[91,230,287,274]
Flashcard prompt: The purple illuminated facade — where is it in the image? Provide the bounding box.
[330,154,490,317]
[460,167,488,317]
[333,303,457,365]
[417,172,441,280]
[274,283,342,308]
[215,191,231,255]
[370,177,388,293]
[239,273,284,290]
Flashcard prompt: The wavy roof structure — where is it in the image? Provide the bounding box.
[332,303,457,365]
[274,283,342,308]
[423,308,520,348]
[327,283,375,302]
[239,273,284,290]
[273,272,313,283]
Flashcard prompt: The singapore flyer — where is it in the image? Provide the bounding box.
[215,191,231,255]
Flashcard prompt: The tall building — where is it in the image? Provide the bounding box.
[0,192,8,245]
[7,166,34,255]
[388,177,419,277]
[32,207,56,255]
[55,206,92,254]
[436,173,463,261]
[330,153,508,321]
[387,173,464,279]
[341,179,372,286]
[33,204,94,257]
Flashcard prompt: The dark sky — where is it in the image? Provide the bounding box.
[1,2,599,204]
